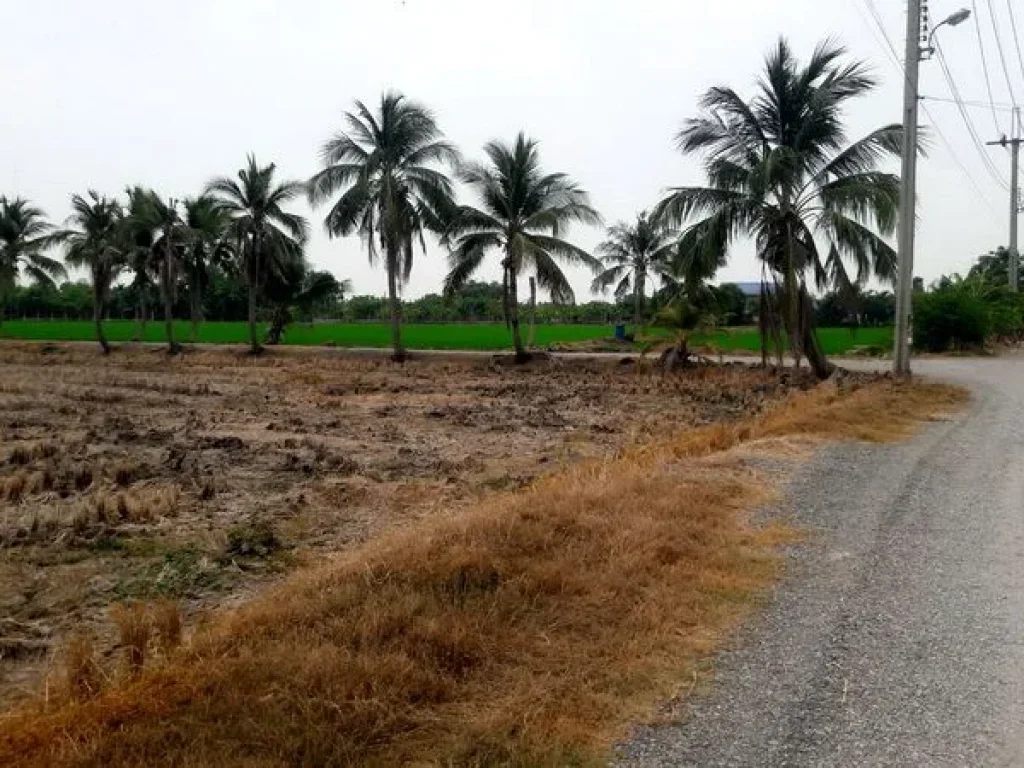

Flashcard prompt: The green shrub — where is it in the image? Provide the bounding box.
[913,290,990,352]
[986,292,1024,339]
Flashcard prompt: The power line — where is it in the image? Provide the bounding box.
[986,0,1019,104]
[862,0,902,65]
[1007,0,1024,89]
[853,0,1001,211]
[921,94,1016,110]
[935,39,1011,188]
[971,0,1005,132]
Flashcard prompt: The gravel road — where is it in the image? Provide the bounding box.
[618,355,1024,767]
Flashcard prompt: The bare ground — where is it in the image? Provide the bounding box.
[0,343,805,707]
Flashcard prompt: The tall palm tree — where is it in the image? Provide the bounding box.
[654,38,901,378]
[146,193,185,353]
[182,195,232,341]
[52,192,125,353]
[206,156,308,354]
[123,189,185,352]
[124,187,158,342]
[0,196,65,328]
[591,213,677,329]
[444,133,602,361]
[308,91,459,361]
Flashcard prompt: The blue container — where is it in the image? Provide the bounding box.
[613,324,627,341]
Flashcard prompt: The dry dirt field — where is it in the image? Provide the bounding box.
[0,343,802,708]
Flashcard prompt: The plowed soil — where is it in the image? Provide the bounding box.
[0,343,802,707]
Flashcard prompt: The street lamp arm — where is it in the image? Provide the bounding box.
[924,8,971,58]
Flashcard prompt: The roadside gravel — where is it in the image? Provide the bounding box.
[618,356,1024,767]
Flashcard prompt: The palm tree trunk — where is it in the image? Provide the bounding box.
[634,269,646,330]
[266,304,288,345]
[800,286,830,379]
[133,286,147,343]
[501,267,511,330]
[247,282,260,352]
[246,243,262,354]
[247,277,260,354]
[508,267,527,362]
[163,238,179,354]
[93,277,110,355]
[190,266,202,343]
[387,257,406,362]
[527,277,537,349]
[784,219,802,369]
[758,283,768,369]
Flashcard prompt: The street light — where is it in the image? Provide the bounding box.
[923,8,972,58]
[893,5,970,375]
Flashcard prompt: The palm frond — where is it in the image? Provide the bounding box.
[590,264,628,294]
[653,187,749,228]
[820,209,898,285]
[816,171,899,235]
[524,233,600,271]
[528,246,575,305]
[443,233,497,296]
[811,124,902,182]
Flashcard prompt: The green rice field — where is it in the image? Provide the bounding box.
[0,320,893,355]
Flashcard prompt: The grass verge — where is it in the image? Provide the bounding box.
[0,377,966,767]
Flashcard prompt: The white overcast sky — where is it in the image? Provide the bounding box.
[0,0,1015,299]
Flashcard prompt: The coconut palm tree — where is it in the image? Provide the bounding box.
[591,213,677,329]
[654,38,901,378]
[122,189,185,352]
[308,90,459,361]
[152,196,184,353]
[182,195,232,341]
[52,192,125,353]
[444,133,602,361]
[206,156,308,354]
[0,196,65,328]
[124,187,158,342]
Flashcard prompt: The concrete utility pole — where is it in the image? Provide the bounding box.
[893,0,923,376]
[987,111,1022,292]
[893,5,972,375]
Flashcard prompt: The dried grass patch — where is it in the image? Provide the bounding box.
[0,377,966,766]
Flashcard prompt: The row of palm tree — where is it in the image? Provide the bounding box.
[0,38,902,377]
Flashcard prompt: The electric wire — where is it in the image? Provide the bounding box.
[921,94,1015,110]
[854,0,1003,211]
[971,0,1005,132]
[935,39,1011,188]
[986,0,1020,104]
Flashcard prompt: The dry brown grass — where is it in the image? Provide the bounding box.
[110,461,138,488]
[109,603,151,675]
[1,485,183,549]
[151,601,183,657]
[641,376,967,463]
[2,472,28,503]
[52,634,102,704]
[0,376,965,767]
